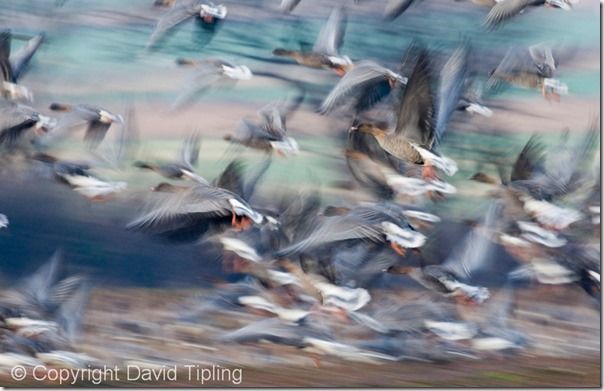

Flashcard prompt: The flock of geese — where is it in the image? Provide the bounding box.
[0,0,599,376]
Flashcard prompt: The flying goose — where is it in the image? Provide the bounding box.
[273,7,352,75]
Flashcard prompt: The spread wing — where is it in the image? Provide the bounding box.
[146,1,201,49]
[313,7,346,57]
[320,61,395,115]
[394,46,435,146]
[510,135,546,182]
[0,30,13,82]
[127,185,230,231]
[434,43,468,144]
[179,131,201,170]
[10,33,44,82]
[484,0,541,28]
[275,215,382,257]
[84,120,111,150]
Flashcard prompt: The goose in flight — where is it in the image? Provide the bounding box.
[273,7,352,75]
[146,1,227,49]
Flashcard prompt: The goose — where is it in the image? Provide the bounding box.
[487,43,568,100]
[224,100,300,155]
[275,202,426,259]
[146,1,227,49]
[128,159,270,234]
[42,103,123,150]
[471,124,598,232]
[171,58,252,109]
[470,282,528,353]
[348,44,466,180]
[0,98,55,148]
[134,132,208,184]
[388,202,501,304]
[33,153,127,200]
[273,7,352,75]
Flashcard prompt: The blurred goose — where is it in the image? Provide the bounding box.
[472,124,597,231]
[509,242,600,301]
[273,7,352,75]
[345,150,456,199]
[389,202,501,304]
[1,251,89,345]
[237,295,310,322]
[172,58,252,109]
[0,30,44,102]
[0,98,55,148]
[275,202,426,259]
[218,317,330,350]
[487,43,567,100]
[129,159,270,233]
[44,103,123,149]
[33,153,127,200]
[457,80,493,117]
[146,1,227,49]
[348,44,465,179]
[484,0,578,29]
[224,100,300,155]
[134,132,208,184]
[471,282,527,353]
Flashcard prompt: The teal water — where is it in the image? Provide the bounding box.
[3,0,600,103]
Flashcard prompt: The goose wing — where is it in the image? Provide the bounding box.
[10,33,44,82]
[275,214,382,257]
[179,131,201,170]
[384,0,416,21]
[146,0,201,49]
[172,61,225,108]
[0,30,12,82]
[313,7,346,57]
[484,0,543,28]
[510,135,546,182]
[127,185,231,231]
[83,120,111,150]
[394,46,435,146]
[434,43,468,144]
[320,61,397,114]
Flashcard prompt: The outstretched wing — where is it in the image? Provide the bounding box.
[434,43,468,144]
[10,33,44,82]
[179,131,201,170]
[275,215,382,257]
[394,45,435,146]
[320,61,396,114]
[0,30,12,82]
[146,1,200,49]
[484,0,538,29]
[510,135,546,182]
[313,7,347,57]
